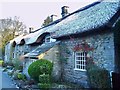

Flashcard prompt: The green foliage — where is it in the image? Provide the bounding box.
[28,59,53,82]
[0,60,3,66]
[41,16,52,27]
[3,68,7,72]
[8,71,13,76]
[2,61,13,67]
[87,68,111,88]
[86,59,111,88]
[17,73,26,81]
[59,43,70,62]
[39,74,51,83]
[0,16,26,55]
[13,58,23,71]
[12,71,19,80]
[38,83,50,90]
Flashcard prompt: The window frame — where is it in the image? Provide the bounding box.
[45,35,51,43]
[74,51,87,71]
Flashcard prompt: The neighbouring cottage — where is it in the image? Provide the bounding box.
[5,0,120,88]
[5,34,25,63]
[5,42,12,63]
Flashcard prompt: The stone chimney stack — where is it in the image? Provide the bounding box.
[61,6,69,17]
[50,14,57,22]
[29,27,34,33]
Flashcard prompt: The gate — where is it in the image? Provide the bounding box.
[112,72,120,89]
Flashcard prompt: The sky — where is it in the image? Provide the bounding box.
[0,0,98,31]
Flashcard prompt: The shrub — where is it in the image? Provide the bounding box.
[17,73,26,81]
[12,71,19,80]
[28,59,53,82]
[39,74,51,83]
[8,71,14,76]
[86,59,111,88]
[13,58,23,71]
[0,60,3,66]
[87,68,111,88]
[38,83,50,90]
[3,68,7,72]
[2,62,8,67]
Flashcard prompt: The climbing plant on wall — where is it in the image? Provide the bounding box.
[59,43,71,63]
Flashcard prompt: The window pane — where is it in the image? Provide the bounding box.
[77,65,79,69]
[76,53,80,56]
[76,57,80,60]
[76,61,80,64]
[75,51,87,70]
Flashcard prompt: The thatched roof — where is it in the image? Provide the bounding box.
[10,0,120,45]
[51,1,120,38]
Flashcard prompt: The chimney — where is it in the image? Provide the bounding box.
[61,6,69,17]
[29,27,34,33]
[50,14,57,22]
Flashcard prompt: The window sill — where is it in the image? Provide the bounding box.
[74,68,86,72]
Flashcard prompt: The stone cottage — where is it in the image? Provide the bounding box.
[5,34,25,63]
[50,1,120,87]
[5,0,120,88]
[24,0,120,87]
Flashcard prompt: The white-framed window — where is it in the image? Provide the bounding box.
[74,51,87,71]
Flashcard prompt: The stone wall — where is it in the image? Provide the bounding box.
[59,32,115,87]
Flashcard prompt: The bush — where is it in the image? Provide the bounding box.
[38,83,50,90]
[3,68,7,72]
[17,73,26,81]
[13,58,23,71]
[0,60,3,66]
[28,59,53,82]
[86,59,111,88]
[39,74,51,83]
[12,71,19,80]
[87,68,111,88]
[8,71,14,76]
[2,62,8,67]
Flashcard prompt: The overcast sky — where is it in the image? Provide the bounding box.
[0,0,98,30]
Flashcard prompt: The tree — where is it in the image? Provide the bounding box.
[41,15,57,27]
[41,16,52,27]
[0,16,26,58]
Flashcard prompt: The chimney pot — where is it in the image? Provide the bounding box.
[61,6,69,17]
[50,14,57,22]
[29,27,33,33]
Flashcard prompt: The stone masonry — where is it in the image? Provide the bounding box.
[59,32,115,87]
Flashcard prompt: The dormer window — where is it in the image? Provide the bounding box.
[45,34,56,43]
